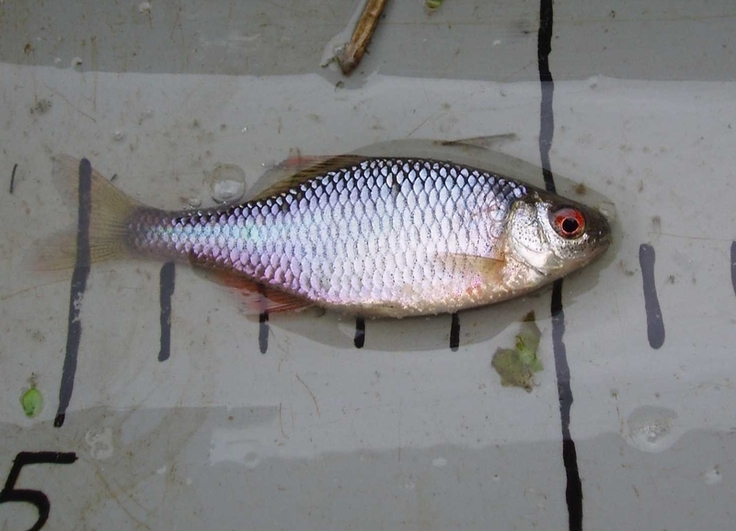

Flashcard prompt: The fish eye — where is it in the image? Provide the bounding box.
[551,207,586,239]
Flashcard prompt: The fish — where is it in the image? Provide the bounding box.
[37,153,611,318]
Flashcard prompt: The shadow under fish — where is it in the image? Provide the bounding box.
[33,136,616,352]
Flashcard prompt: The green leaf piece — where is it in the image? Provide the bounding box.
[21,387,43,418]
[491,311,543,392]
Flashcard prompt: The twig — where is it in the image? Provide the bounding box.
[336,0,390,75]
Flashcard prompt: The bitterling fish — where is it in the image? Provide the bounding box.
[40,154,611,318]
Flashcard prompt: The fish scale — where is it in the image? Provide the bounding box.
[134,158,526,314]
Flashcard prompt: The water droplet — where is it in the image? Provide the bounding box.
[188,197,202,208]
[704,466,722,485]
[492,474,500,482]
[85,427,114,459]
[241,126,248,133]
[243,451,260,469]
[207,163,246,204]
[53,57,61,64]
[71,57,83,68]
[138,2,151,14]
[113,130,125,142]
[597,201,617,222]
[432,457,447,468]
[626,405,678,453]
[588,75,601,89]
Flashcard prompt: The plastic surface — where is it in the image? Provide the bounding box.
[1,1,735,530]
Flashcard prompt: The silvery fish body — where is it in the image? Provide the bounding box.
[46,155,611,318]
[130,157,610,317]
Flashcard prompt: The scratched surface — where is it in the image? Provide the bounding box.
[1,1,736,530]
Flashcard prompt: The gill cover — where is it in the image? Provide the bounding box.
[506,191,611,275]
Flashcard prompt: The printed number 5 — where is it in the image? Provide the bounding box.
[0,452,77,531]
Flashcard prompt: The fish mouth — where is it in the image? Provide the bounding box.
[572,221,612,270]
[590,216,613,252]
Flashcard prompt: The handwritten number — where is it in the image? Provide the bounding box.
[0,452,77,531]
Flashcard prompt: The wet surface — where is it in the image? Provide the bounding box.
[2,406,735,530]
[2,1,736,530]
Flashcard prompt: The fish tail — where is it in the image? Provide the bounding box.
[30,155,143,270]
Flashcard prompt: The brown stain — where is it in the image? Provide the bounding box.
[618,260,636,277]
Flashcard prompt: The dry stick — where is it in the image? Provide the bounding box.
[337,0,390,75]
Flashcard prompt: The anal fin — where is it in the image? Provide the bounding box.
[192,266,312,314]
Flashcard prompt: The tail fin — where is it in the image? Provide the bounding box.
[31,155,142,270]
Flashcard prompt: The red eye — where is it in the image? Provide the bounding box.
[551,207,586,238]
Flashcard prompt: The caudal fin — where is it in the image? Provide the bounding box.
[31,155,142,270]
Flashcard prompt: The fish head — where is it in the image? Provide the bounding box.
[505,190,611,277]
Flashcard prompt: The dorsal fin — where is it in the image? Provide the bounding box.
[249,154,369,201]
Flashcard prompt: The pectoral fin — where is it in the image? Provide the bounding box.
[433,253,507,286]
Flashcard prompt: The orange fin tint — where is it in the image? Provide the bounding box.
[249,154,368,201]
[192,266,312,314]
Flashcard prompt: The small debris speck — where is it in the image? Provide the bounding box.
[30,98,52,115]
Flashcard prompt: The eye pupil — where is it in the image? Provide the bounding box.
[550,207,585,238]
[562,217,579,234]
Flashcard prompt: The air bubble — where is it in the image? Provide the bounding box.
[138,2,151,14]
[207,163,246,204]
[626,405,678,453]
[71,57,83,68]
[113,130,125,142]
